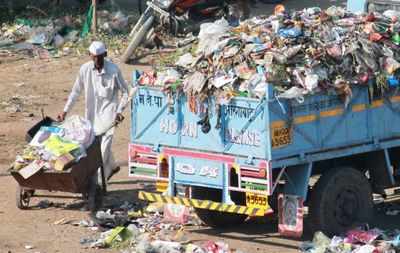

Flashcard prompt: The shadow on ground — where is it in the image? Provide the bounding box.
[188,197,400,249]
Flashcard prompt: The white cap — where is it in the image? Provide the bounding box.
[89,41,106,56]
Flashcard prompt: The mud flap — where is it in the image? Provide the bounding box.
[278,194,304,238]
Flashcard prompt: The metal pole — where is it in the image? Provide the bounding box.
[92,0,97,35]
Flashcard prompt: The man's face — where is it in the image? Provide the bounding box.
[91,53,106,70]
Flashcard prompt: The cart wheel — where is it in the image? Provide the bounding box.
[88,182,103,212]
[16,185,34,209]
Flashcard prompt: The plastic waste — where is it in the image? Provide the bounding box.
[183,71,207,94]
[151,240,182,253]
[392,33,400,45]
[352,244,375,253]
[176,53,195,68]
[246,73,267,99]
[383,57,400,74]
[197,18,230,56]
[278,27,303,38]
[60,115,95,149]
[163,204,190,224]
[155,68,181,87]
[203,241,230,253]
[312,231,331,253]
[94,210,130,228]
[146,202,165,213]
[126,224,140,238]
[345,229,380,244]
[387,76,399,87]
[53,34,65,48]
[186,244,206,253]
[390,234,400,247]
[326,6,346,18]
[383,10,400,21]
[277,87,306,103]
[209,72,236,89]
[304,74,319,91]
[91,226,132,248]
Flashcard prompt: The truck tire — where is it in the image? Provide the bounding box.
[192,187,247,228]
[309,167,373,236]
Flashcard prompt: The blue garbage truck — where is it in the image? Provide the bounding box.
[129,1,400,237]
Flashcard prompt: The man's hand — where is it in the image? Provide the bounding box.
[115,113,124,125]
[57,112,67,122]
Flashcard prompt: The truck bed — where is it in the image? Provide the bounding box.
[131,85,400,168]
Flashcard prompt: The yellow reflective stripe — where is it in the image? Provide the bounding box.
[320,108,343,117]
[238,206,247,214]
[182,198,190,206]
[192,200,201,208]
[227,205,236,213]
[271,121,286,128]
[220,204,229,212]
[352,104,366,112]
[294,114,317,124]
[200,201,208,209]
[146,192,155,202]
[391,96,400,103]
[372,99,384,108]
[137,192,268,216]
[210,203,219,210]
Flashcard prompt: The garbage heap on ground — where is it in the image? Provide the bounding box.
[77,202,245,253]
[136,6,400,109]
[0,9,131,59]
[12,115,94,177]
[301,228,400,253]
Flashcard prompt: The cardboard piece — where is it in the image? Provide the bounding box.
[54,153,75,171]
[18,160,45,179]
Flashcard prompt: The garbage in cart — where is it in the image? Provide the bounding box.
[134,5,400,110]
[12,115,95,179]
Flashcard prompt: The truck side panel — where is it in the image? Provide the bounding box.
[132,87,268,159]
[269,87,371,162]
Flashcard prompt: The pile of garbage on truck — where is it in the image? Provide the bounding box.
[12,116,94,177]
[135,5,400,108]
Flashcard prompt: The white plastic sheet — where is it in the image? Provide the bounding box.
[196,18,230,56]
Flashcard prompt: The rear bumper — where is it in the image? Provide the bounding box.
[139,191,272,216]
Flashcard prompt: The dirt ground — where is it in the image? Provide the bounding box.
[1,53,400,253]
[0,54,299,253]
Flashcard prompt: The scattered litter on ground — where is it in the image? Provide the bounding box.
[24,245,35,249]
[0,7,134,60]
[300,228,400,253]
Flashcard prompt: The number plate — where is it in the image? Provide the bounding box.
[271,126,292,148]
[246,192,268,209]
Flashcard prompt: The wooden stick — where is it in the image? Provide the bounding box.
[92,0,97,35]
[26,5,48,16]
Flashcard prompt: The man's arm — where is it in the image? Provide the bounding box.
[58,69,84,121]
[116,69,129,115]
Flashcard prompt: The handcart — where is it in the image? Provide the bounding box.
[10,117,107,212]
